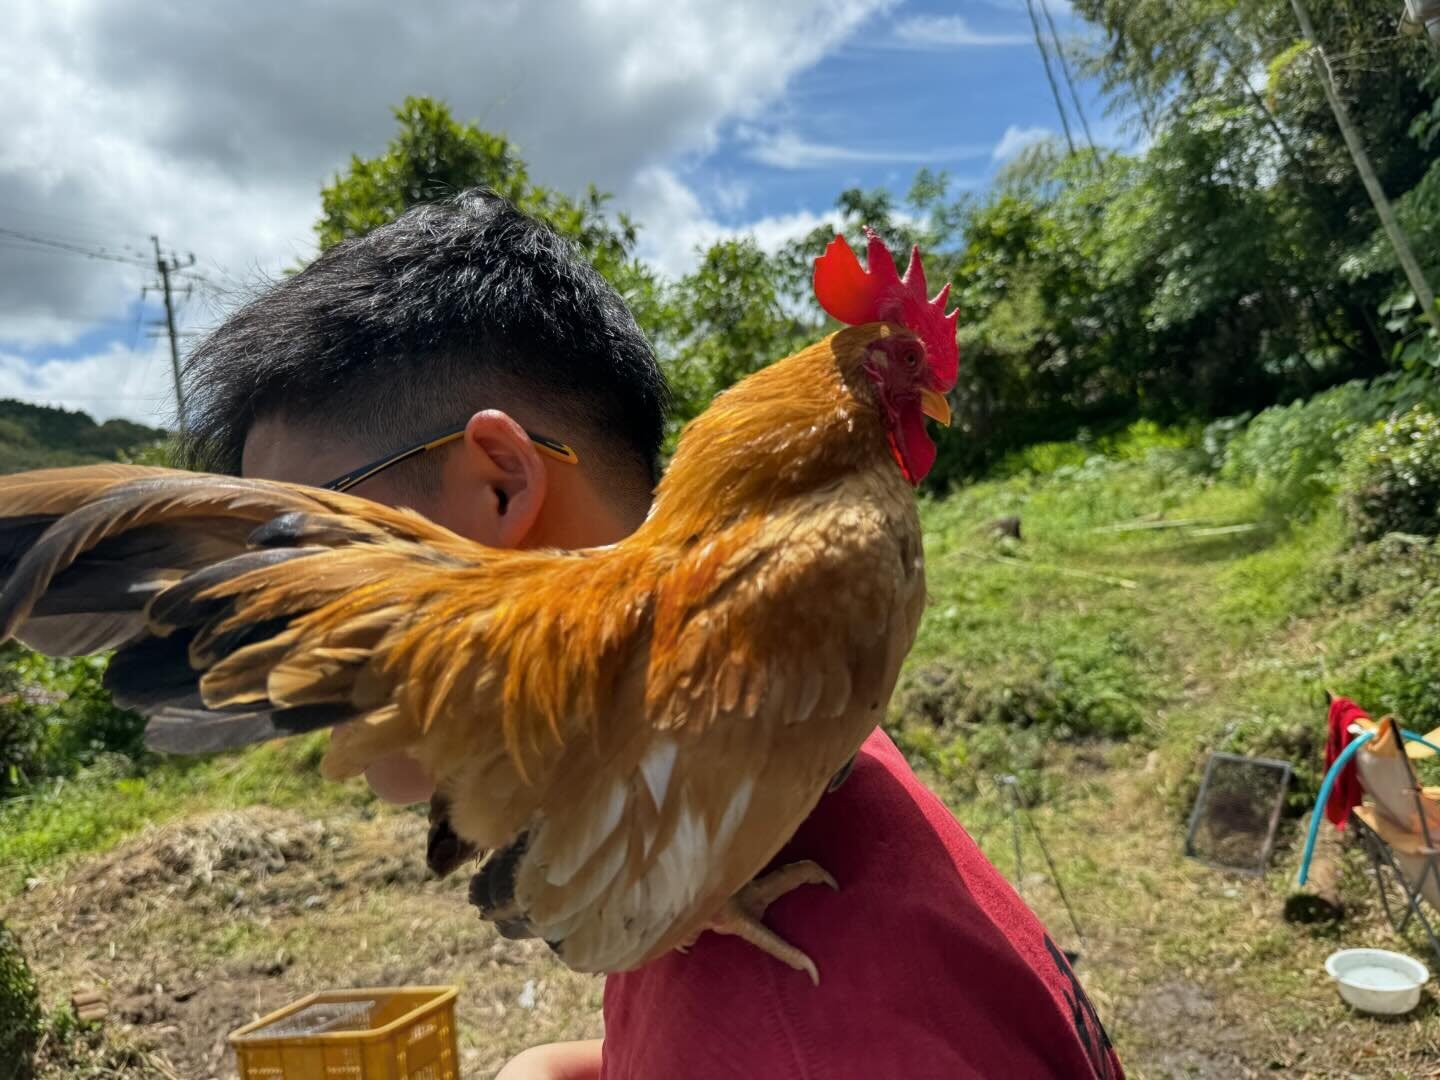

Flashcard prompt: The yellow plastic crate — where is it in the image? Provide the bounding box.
[229,986,460,1080]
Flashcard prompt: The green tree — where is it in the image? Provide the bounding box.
[315,96,643,287]
[1071,0,1437,369]
[662,238,817,439]
[314,95,667,343]
[659,172,976,456]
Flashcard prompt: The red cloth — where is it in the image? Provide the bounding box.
[599,729,1123,1080]
[1324,696,1370,829]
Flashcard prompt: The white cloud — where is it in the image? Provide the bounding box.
[711,178,753,215]
[627,167,828,279]
[0,342,176,425]
[891,15,1031,48]
[0,0,897,420]
[992,124,1056,161]
[742,128,990,170]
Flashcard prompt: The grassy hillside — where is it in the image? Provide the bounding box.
[4,400,1440,1076]
[0,399,165,473]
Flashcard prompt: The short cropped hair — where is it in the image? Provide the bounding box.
[179,188,668,503]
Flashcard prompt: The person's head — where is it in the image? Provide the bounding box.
[181,188,668,550]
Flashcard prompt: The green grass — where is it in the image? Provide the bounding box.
[8,416,1440,1074]
[895,423,1440,1072]
[0,734,373,893]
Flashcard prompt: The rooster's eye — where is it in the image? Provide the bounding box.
[901,348,920,371]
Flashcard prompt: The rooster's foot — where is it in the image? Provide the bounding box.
[708,860,837,985]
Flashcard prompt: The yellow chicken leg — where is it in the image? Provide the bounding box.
[707,860,838,985]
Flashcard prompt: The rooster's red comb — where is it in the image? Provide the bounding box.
[813,227,958,392]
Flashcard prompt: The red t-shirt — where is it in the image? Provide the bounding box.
[600,729,1123,1079]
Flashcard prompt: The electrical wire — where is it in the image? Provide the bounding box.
[1022,0,1077,156]
[998,774,1087,947]
[1037,0,1106,177]
[0,226,151,269]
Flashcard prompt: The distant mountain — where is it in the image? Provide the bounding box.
[0,399,167,474]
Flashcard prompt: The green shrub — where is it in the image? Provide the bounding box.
[1340,406,1440,542]
[884,713,1049,806]
[1346,636,1440,734]
[1222,381,1382,519]
[886,663,1069,805]
[1094,419,1203,462]
[1222,379,1440,523]
[115,437,179,468]
[891,639,1148,744]
[1201,413,1252,473]
[998,420,1203,480]
[0,645,147,797]
[998,438,1093,478]
[0,922,41,1079]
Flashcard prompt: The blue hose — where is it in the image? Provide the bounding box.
[1296,727,1440,885]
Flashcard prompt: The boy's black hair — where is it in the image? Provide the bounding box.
[179,188,668,501]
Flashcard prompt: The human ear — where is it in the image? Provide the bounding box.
[451,410,548,548]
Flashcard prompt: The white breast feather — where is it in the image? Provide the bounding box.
[639,737,678,811]
[712,774,755,854]
[544,779,627,886]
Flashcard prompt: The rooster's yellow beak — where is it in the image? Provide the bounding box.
[920,389,951,427]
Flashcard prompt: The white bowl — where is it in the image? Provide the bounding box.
[1325,948,1430,1015]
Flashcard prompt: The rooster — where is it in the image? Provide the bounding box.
[0,231,956,983]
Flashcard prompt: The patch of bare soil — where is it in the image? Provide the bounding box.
[12,806,601,1079]
[14,771,1440,1079]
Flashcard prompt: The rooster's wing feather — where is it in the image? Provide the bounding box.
[480,474,925,971]
[0,463,924,974]
[0,465,489,746]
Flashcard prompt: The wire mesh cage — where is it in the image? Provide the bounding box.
[1184,752,1293,875]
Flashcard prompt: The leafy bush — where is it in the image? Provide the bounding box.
[1221,380,1440,521]
[999,420,1203,480]
[1221,382,1376,518]
[0,645,146,797]
[1340,406,1440,543]
[1345,637,1440,735]
[999,439,1093,478]
[115,437,179,467]
[886,635,1148,805]
[884,707,1050,806]
[1201,414,1251,473]
[893,638,1148,742]
[0,921,41,1079]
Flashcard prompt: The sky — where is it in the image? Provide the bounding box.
[0,0,1117,427]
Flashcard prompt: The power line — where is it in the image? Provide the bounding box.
[1022,0,1077,156]
[0,226,151,269]
[0,218,242,297]
[1036,0,1106,177]
[0,222,221,426]
[126,283,156,355]
[0,205,152,251]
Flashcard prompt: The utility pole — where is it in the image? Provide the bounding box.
[1288,0,1438,331]
[150,236,195,430]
